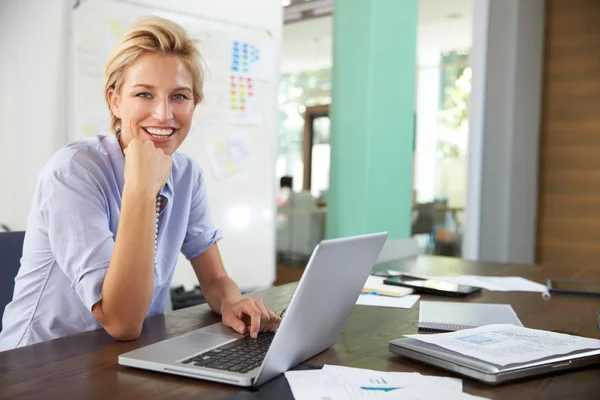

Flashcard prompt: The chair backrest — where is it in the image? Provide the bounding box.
[376,238,419,263]
[412,202,435,235]
[0,231,25,330]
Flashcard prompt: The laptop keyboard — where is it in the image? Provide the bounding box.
[181,331,275,374]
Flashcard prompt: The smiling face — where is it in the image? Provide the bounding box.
[107,53,198,155]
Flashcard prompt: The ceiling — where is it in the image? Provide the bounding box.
[281,0,473,74]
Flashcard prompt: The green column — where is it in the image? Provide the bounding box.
[326,0,418,239]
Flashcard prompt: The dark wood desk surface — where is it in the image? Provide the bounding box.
[1,256,600,399]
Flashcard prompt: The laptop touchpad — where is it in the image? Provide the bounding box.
[170,331,235,351]
[198,322,245,339]
[124,331,237,363]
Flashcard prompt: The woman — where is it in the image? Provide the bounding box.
[0,16,279,351]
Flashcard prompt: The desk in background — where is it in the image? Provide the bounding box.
[1,256,600,399]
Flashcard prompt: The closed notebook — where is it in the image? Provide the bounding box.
[418,301,523,332]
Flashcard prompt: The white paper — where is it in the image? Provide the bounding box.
[356,294,420,309]
[253,43,276,82]
[385,387,490,400]
[227,39,266,125]
[285,364,465,400]
[205,131,257,180]
[387,272,548,294]
[230,40,274,82]
[321,365,462,392]
[285,370,349,400]
[406,324,600,366]
[362,276,414,297]
[228,73,261,125]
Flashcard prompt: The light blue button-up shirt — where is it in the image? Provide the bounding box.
[0,134,221,351]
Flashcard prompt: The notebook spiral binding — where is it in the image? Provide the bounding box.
[419,321,477,332]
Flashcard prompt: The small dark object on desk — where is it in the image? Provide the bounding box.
[547,279,600,296]
[170,285,206,310]
[383,276,481,297]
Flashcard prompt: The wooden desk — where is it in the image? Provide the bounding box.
[1,256,600,399]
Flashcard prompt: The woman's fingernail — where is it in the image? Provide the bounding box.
[252,331,257,339]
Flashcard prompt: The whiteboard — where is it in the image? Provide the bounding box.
[70,0,281,291]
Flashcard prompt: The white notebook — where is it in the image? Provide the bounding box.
[418,301,523,332]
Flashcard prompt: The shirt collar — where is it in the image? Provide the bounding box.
[103,134,174,199]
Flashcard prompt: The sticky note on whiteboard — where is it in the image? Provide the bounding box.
[81,123,97,137]
[109,20,123,36]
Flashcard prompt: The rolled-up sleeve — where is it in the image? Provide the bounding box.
[181,168,222,260]
[43,158,114,312]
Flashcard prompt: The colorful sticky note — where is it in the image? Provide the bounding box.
[81,123,97,137]
[109,20,123,36]
[224,161,236,174]
[215,140,227,153]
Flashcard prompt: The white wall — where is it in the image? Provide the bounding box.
[463,0,545,263]
[2,0,282,293]
[0,0,70,231]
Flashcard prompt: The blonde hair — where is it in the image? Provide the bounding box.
[104,15,204,133]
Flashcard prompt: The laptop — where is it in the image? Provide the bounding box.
[118,232,387,387]
[389,337,600,384]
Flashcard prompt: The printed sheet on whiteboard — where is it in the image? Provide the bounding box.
[229,39,275,82]
[228,39,266,125]
[229,73,261,126]
[205,131,257,180]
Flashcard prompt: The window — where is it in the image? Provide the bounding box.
[277,68,331,193]
[436,50,470,209]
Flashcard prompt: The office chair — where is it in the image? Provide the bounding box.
[0,231,25,331]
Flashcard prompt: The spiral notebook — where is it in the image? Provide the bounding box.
[418,301,523,332]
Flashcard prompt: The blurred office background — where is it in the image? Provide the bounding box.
[276,0,472,277]
[2,0,597,307]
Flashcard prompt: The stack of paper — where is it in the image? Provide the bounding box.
[406,324,600,366]
[285,365,489,400]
